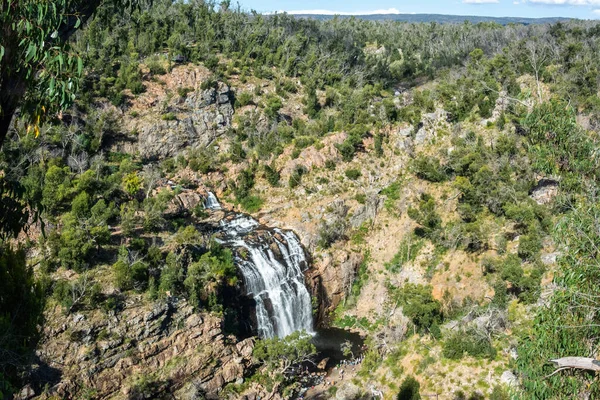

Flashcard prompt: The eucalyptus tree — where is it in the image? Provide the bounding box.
[0,0,103,148]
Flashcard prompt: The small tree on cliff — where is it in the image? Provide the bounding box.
[253,331,317,378]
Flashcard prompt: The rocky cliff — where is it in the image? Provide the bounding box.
[135,82,234,160]
[20,298,253,400]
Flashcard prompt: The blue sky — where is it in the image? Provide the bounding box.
[234,0,600,19]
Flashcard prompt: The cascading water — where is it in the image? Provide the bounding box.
[204,192,222,210]
[206,192,314,338]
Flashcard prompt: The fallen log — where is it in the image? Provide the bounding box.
[545,357,600,378]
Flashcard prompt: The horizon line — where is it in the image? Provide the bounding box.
[261,9,580,20]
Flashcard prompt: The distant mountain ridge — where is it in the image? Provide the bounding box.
[285,13,573,25]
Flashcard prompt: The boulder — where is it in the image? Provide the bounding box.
[166,191,204,217]
[336,382,361,399]
[221,360,244,382]
[501,370,518,387]
[530,178,559,205]
[236,338,255,358]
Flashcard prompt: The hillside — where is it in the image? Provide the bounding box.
[1,2,600,400]
[287,13,571,25]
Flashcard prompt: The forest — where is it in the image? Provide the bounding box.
[1,0,600,399]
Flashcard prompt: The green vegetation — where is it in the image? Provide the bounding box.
[389,284,442,335]
[2,0,600,397]
[385,235,424,273]
[443,330,496,360]
[345,168,362,180]
[0,246,44,390]
[397,376,421,400]
[252,331,316,392]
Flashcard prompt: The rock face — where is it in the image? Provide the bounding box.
[24,299,253,400]
[137,82,234,160]
[350,192,383,228]
[165,190,205,217]
[308,250,364,325]
[414,109,449,145]
[530,178,559,205]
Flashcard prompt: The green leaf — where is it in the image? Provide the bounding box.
[77,57,83,76]
[0,46,4,62]
[75,18,81,29]
[25,43,37,62]
[49,77,55,96]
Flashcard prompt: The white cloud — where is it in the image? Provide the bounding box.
[463,0,500,3]
[527,0,600,5]
[594,8,600,11]
[264,8,406,16]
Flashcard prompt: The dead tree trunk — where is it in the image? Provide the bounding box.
[546,357,600,378]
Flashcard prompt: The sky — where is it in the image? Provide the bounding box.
[234,0,600,19]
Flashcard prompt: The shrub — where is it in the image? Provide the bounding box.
[397,376,421,400]
[413,156,448,182]
[188,148,216,174]
[375,133,384,157]
[122,172,142,196]
[204,56,219,71]
[234,168,255,200]
[161,112,177,121]
[264,164,280,187]
[184,245,237,311]
[115,60,145,94]
[147,56,167,75]
[239,195,264,213]
[385,236,424,273]
[264,95,283,119]
[318,219,347,249]
[517,233,542,261]
[236,91,253,107]
[407,193,442,240]
[289,166,307,189]
[355,193,366,204]
[391,284,442,333]
[345,168,361,180]
[443,330,496,360]
[490,385,510,400]
[335,126,368,162]
[177,87,193,98]
[113,247,149,291]
[200,77,218,90]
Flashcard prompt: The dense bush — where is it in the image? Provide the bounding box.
[413,156,448,182]
[443,330,496,360]
[397,376,421,400]
[344,168,361,180]
[390,284,442,334]
[0,246,44,391]
[264,164,281,187]
[289,165,307,189]
[407,193,442,240]
[184,245,237,312]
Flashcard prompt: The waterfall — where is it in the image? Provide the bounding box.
[214,211,314,339]
[204,192,222,210]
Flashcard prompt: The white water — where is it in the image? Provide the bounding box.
[215,211,314,339]
[204,192,222,210]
